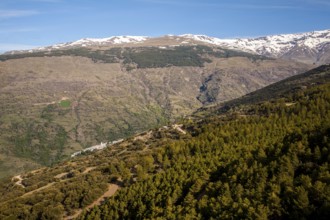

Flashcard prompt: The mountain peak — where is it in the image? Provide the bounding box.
[67,35,148,46]
[10,36,148,54]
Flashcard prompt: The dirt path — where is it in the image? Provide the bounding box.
[87,184,119,208]
[12,175,25,188]
[21,182,55,198]
[8,167,99,205]
[133,131,153,142]
[12,166,97,200]
[116,149,127,156]
[82,167,96,174]
[65,184,119,219]
[33,101,56,106]
[173,124,186,134]
[33,97,69,106]
[54,172,68,179]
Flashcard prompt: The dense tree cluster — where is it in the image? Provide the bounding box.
[79,82,330,219]
[0,45,266,69]
[8,119,67,166]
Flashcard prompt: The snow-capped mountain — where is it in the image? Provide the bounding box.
[5,36,148,54]
[181,30,330,65]
[42,35,148,50]
[4,30,330,64]
[61,35,147,47]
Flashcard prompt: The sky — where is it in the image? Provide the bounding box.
[0,0,330,53]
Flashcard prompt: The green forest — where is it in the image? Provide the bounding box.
[0,65,329,219]
[78,67,330,219]
[0,45,267,69]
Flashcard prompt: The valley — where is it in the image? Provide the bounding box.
[0,64,328,219]
[0,41,311,178]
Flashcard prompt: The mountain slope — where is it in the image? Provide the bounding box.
[198,64,330,115]
[0,65,329,219]
[0,44,311,178]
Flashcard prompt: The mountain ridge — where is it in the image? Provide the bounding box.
[5,29,330,65]
[181,29,330,64]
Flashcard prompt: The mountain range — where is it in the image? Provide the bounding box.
[181,29,330,65]
[6,29,330,65]
[0,29,328,179]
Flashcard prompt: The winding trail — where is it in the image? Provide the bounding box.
[65,183,120,219]
[21,182,55,198]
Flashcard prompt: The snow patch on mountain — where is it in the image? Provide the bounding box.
[181,30,330,57]
[4,30,330,64]
[7,36,148,54]
[51,36,147,49]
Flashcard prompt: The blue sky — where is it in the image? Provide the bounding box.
[0,0,329,52]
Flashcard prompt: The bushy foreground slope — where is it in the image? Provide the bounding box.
[0,65,329,219]
[78,66,330,219]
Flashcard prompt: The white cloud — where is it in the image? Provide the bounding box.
[0,10,39,18]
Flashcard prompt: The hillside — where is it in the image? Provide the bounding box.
[198,64,330,115]
[0,65,329,219]
[0,44,311,178]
